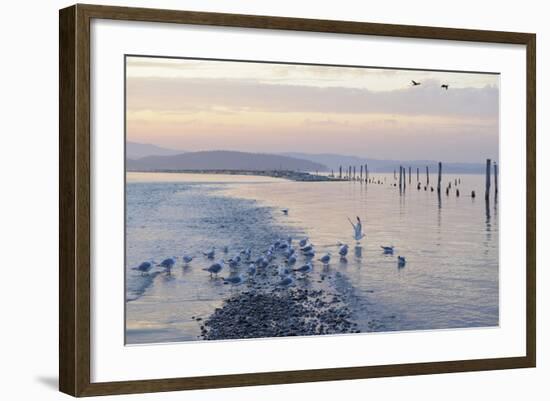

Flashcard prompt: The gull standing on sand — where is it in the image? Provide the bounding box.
[338,244,349,257]
[397,256,406,267]
[132,261,153,275]
[223,274,243,286]
[284,247,295,258]
[182,255,193,265]
[294,262,312,273]
[203,248,216,259]
[303,249,315,258]
[278,241,289,250]
[258,256,269,268]
[281,208,289,215]
[381,246,394,254]
[247,263,257,276]
[318,253,331,265]
[301,244,313,253]
[203,260,224,278]
[278,275,294,287]
[299,237,309,247]
[278,265,291,276]
[287,254,297,265]
[242,248,252,260]
[159,258,176,270]
[348,216,365,243]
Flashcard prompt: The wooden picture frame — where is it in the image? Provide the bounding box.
[59,3,536,397]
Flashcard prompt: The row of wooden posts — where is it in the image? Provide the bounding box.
[332,159,498,200]
[336,164,371,182]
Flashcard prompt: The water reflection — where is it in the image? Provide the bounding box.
[126,172,499,342]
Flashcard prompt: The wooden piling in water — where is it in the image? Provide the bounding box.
[339,166,342,179]
[403,167,406,190]
[426,166,429,185]
[399,166,402,191]
[494,162,498,197]
[437,162,442,195]
[485,159,491,200]
[417,167,419,181]
[365,164,368,182]
[353,166,356,180]
[349,166,352,180]
[408,166,411,184]
[394,169,396,180]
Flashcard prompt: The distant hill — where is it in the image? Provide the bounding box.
[281,152,488,174]
[126,150,328,172]
[126,142,185,159]
[125,143,488,174]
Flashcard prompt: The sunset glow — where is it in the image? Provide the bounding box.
[126,56,499,162]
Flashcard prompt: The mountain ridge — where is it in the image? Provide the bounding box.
[125,142,492,174]
[126,150,328,172]
[280,152,491,174]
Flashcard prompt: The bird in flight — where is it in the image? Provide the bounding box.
[411,80,421,86]
[441,84,449,90]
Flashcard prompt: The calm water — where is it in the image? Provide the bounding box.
[125,172,499,344]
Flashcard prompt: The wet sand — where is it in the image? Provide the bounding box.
[198,254,360,340]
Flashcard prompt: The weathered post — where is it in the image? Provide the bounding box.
[417,167,419,182]
[437,162,442,195]
[365,164,368,182]
[339,166,342,179]
[403,166,406,190]
[353,166,356,180]
[426,166,429,185]
[394,169,396,180]
[399,165,402,191]
[485,159,491,201]
[409,166,411,184]
[360,165,363,181]
[494,162,498,197]
[349,166,352,180]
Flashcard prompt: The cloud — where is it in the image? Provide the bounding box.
[126,76,499,119]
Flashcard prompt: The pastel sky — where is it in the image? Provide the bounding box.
[126,56,499,163]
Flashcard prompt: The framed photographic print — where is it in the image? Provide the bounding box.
[59,4,536,397]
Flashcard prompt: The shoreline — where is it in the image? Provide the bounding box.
[127,169,346,182]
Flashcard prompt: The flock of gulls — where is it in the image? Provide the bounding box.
[130,80,446,290]
[132,214,407,288]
